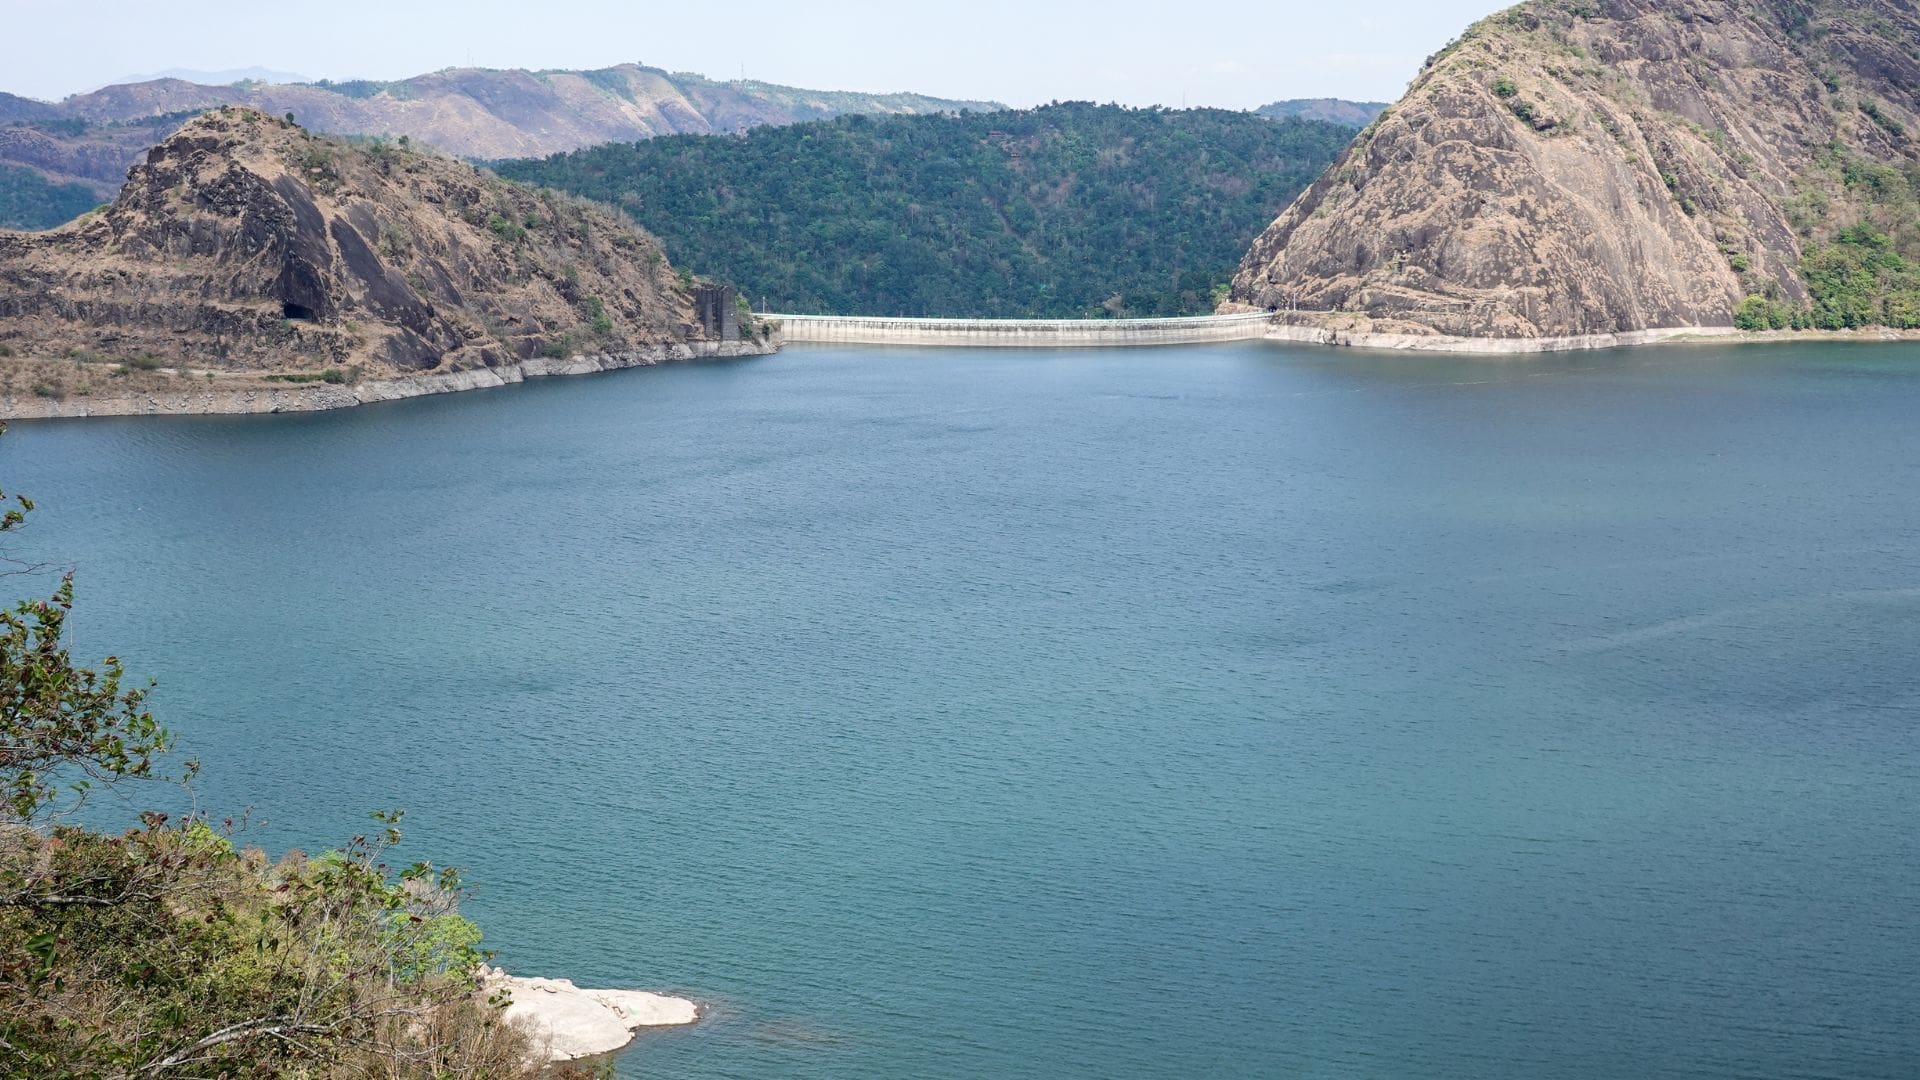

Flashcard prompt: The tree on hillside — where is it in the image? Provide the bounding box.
[0,498,173,822]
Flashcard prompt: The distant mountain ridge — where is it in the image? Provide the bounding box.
[0,63,1003,225]
[22,63,1003,157]
[97,67,315,90]
[1255,99,1388,127]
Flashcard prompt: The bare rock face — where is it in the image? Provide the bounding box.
[1227,0,1920,339]
[0,108,733,378]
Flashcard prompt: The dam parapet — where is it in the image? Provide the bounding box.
[765,312,1273,348]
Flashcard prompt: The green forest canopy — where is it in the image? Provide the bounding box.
[496,103,1359,319]
[0,164,102,231]
[1738,151,1920,331]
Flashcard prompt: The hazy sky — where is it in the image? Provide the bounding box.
[11,1,1505,108]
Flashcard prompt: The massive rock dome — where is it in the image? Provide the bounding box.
[1227,0,1920,341]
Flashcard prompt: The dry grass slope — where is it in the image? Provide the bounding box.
[0,108,751,404]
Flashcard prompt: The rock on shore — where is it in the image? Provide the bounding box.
[480,966,698,1062]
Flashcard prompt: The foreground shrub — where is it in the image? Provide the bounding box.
[0,812,536,1076]
[0,432,539,1077]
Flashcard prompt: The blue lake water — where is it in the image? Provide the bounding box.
[5,340,1919,1079]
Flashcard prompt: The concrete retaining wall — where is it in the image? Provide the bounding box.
[766,312,1274,348]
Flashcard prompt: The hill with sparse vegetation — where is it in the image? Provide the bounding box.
[1229,0,1920,339]
[0,64,1001,229]
[0,108,764,412]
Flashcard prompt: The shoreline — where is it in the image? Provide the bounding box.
[1,339,776,422]
[1260,322,1920,354]
[1263,323,1740,353]
[772,311,1920,354]
[6,318,1914,425]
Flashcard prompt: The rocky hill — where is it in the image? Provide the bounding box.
[0,64,1001,223]
[1228,0,1920,341]
[0,108,762,410]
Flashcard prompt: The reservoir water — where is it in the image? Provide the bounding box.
[5,341,1918,1079]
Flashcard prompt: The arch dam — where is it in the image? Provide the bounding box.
[761,312,1275,348]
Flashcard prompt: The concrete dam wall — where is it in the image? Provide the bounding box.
[766,312,1274,348]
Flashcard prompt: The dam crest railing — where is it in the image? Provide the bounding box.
[762,311,1275,348]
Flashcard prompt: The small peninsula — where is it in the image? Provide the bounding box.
[0,108,772,419]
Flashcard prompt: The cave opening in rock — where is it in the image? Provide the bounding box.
[282,301,315,320]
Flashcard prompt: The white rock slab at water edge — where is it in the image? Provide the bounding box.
[479,965,698,1061]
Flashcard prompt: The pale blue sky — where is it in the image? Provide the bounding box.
[11,1,1506,107]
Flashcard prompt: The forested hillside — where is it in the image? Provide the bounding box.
[497,104,1357,318]
[0,163,101,229]
[1255,98,1387,126]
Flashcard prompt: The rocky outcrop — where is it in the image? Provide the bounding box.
[0,107,773,403]
[478,967,697,1062]
[1227,0,1920,340]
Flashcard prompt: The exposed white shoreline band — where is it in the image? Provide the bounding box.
[8,319,1915,423]
[1,340,773,421]
[771,312,1920,354]
[1261,323,1745,353]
